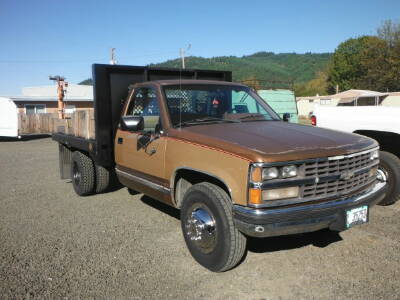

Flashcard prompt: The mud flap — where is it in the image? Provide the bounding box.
[58,143,72,179]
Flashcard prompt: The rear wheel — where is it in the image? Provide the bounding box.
[71,151,95,196]
[180,182,246,272]
[95,164,110,193]
[377,151,400,206]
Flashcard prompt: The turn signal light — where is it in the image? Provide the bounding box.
[248,188,262,205]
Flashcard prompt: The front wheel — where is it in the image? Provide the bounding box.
[180,182,246,272]
[377,151,400,206]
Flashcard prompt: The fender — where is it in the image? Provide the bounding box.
[170,166,233,206]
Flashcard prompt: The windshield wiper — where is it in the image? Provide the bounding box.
[175,117,239,127]
[238,114,278,122]
[238,114,264,120]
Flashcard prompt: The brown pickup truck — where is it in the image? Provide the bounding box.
[54,64,387,272]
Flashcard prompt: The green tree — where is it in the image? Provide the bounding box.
[79,78,93,85]
[327,36,391,93]
[386,40,400,91]
[327,20,400,93]
[377,20,400,91]
[356,37,390,91]
[294,71,328,96]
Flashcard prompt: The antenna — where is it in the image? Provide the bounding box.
[179,44,191,69]
[179,68,182,129]
[110,48,117,65]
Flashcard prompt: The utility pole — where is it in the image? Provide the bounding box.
[49,76,68,119]
[179,44,191,69]
[110,48,117,65]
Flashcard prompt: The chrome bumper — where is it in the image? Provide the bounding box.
[233,181,387,238]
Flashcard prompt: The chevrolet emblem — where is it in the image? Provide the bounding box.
[340,171,354,180]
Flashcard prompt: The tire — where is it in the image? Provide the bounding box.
[377,151,400,206]
[71,151,95,196]
[180,182,246,272]
[95,164,110,193]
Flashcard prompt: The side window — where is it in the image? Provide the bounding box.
[64,105,76,114]
[357,97,376,106]
[36,104,46,114]
[25,104,46,115]
[25,104,36,115]
[126,88,161,132]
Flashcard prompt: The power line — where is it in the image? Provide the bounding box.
[0,50,181,64]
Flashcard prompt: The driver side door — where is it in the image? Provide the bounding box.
[115,87,169,202]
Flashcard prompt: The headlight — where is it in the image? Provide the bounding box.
[281,165,297,178]
[261,165,297,180]
[262,167,279,180]
[370,150,379,160]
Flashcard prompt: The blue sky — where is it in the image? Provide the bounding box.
[0,0,399,95]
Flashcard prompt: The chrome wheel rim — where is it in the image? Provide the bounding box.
[377,167,388,182]
[73,162,81,186]
[185,205,217,254]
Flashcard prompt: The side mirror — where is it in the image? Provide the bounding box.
[120,116,144,132]
[282,113,291,122]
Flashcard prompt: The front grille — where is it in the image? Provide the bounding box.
[301,150,377,200]
[304,151,371,177]
[302,170,373,200]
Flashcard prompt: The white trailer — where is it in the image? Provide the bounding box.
[0,97,19,138]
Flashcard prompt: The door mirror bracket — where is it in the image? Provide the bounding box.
[282,113,291,122]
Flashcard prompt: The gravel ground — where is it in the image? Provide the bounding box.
[0,137,399,299]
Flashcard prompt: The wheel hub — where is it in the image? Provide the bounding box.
[73,162,81,186]
[186,207,216,253]
[377,168,388,182]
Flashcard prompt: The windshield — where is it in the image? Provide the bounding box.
[163,85,280,127]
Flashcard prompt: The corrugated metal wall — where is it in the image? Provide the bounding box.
[257,89,299,123]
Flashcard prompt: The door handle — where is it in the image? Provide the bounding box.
[118,137,123,144]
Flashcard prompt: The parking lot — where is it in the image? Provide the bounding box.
[1,137,399,299]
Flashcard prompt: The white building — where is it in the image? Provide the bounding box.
[296,89,399,118]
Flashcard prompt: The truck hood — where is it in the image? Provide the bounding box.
[168,121,377,163]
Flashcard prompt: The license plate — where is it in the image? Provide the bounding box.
[346,206,368,228]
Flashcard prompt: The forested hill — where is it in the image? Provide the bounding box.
[79,52,331,86]
[151,52,331,83]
